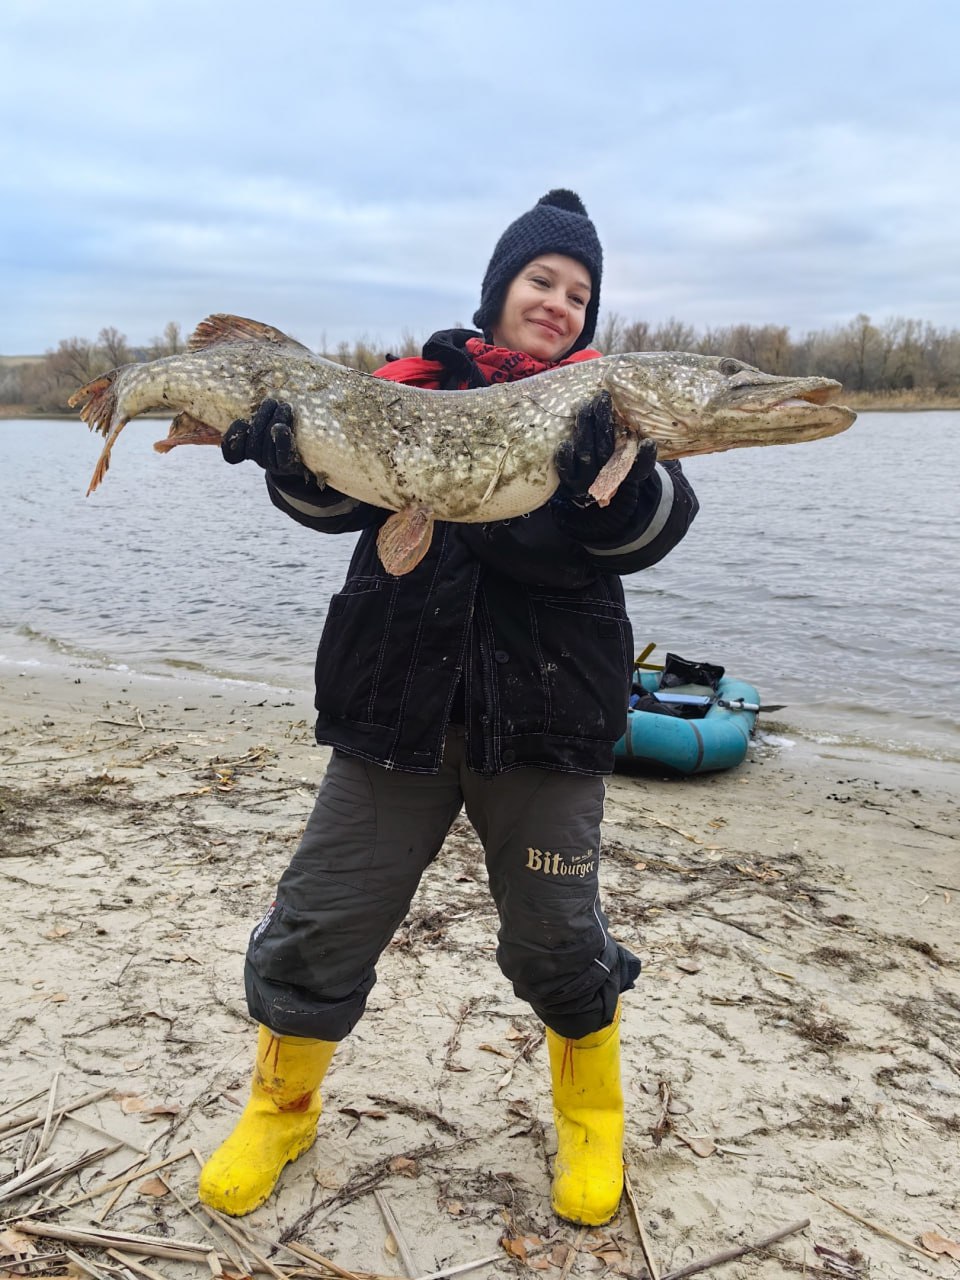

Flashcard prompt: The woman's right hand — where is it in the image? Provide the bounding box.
[221,399,303,474]
[553,391,618,499]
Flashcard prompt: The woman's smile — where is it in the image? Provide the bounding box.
[492,253,592,361]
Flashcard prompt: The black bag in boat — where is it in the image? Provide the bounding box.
[630,692,686,718]
[639,652,726,720]
[658,653,725,692]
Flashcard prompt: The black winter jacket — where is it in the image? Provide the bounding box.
[266,458,699,777]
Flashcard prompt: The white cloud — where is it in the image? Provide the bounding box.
[3,0,960,351]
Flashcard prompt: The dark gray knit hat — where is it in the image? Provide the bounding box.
[472,189,603,355]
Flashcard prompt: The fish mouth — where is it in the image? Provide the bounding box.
[736,384,853,418]
[722,379,857,435]
[770,387,837,409]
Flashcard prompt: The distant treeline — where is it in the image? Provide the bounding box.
[3,313,960,412]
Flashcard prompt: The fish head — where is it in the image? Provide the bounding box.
[603,352,857,458]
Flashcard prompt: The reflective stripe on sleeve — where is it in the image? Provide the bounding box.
[275,489,360,519]
[584,465,675,557]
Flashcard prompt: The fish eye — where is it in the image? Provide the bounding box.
[719,358,743,376]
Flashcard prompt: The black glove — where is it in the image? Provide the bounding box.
[221,399,303,475]
[554,392,618,499]
[552,391,659,542]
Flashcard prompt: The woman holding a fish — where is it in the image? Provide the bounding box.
[198,191,700,1226]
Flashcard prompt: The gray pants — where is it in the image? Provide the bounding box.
[245,727,639,1041]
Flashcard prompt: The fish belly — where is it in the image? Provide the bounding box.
[294,414,561,522]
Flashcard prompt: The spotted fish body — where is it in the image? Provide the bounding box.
[71,314,856,574]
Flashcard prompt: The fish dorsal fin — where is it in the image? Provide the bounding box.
[188,314,312,353]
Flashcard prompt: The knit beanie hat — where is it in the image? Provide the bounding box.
[472,189,603,355]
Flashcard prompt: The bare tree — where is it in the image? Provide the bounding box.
[621,319,652,352]
[98,326,131,367]
[391,329,422,359]
[20,310,960,414]
[650,317,698,351]
[0,363,25,403]
[921,321,960,391]
[595,311,626,354]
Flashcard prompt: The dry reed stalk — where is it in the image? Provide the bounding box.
[0,1088,114,1142]
[60,1147,192,1208]
[105,1248,171,1280]
[373,1189,419,1277]
[660,1218,810,1280]
[557,1227,587,1280]
[197,1205,286,1280]
[624,1165,660,1280]
[33,1074,61,1162]
[14,1220,215,1265]
[238,1222,366,1280]
[809,1188,938,1261]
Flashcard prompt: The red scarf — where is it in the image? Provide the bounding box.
[373,337,602,390]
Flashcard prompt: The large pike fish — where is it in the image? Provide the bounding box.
[71,313,856,575]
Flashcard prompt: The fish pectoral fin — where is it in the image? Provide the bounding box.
[588,435,641,507]
[377,507,435,576]
[154,412,223,453]
[187,313,311,353]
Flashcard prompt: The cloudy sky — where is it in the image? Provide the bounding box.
[3,0,959,355]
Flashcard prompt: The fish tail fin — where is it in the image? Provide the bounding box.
[69,371,119,437]
[86,418,129,494]
[68,370,129,494]
[376,507,435,576]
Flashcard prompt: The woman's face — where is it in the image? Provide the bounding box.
[491,253,591,361]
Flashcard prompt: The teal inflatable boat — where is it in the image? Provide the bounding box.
[614,668,762,775]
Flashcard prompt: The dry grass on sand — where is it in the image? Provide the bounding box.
[1,664,958,1279]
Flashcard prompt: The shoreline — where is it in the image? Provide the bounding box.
[5,643,957,789]
[2,654,958,1277]
[5,622,957,768]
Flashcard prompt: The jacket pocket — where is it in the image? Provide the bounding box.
[315,576,396,725]
[524,593,632,739]
[325,575,383,620]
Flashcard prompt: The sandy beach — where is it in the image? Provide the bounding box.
[1,659,958,1280]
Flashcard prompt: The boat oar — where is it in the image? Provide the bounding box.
[634,641,664,671]
[717,697,786,713]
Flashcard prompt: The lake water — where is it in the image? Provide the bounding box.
[2,413,958,762]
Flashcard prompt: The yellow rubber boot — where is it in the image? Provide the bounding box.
[546,1003,624,1226]
[198,1025,336,1216]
